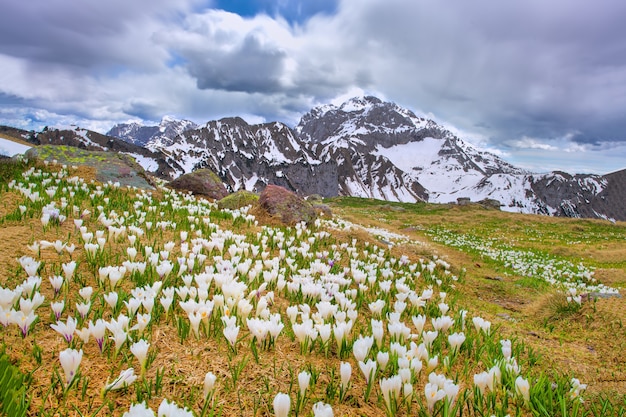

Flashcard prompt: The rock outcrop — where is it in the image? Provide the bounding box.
[218,190,259,210]
[168,169,228,200]
[258,185,316,226]
[25,145,154,189]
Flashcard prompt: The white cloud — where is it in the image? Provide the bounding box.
[507,137,560,151]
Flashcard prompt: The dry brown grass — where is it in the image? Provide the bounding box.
[2,175,626,416]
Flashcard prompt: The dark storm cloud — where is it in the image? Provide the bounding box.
[187,32,288,93]
[0,0,196,71]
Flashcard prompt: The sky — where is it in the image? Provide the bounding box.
[1,0,625,174]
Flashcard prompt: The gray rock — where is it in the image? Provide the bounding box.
[169,169,228,200]
[258,185,316,226]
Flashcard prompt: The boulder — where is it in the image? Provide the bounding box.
[169,169,228,200]
[25,145,154,189]
[306,194,324,204]
[479,198,502,210]
[258,185,316,226]
[218,190,259,210]
[312,203,333,218]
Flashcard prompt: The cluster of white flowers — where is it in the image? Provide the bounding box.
[429,227,618,295]
[0,161,593,416]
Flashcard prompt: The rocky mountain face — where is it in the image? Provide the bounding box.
[137,117,338,197]
[108,117,198,148]
[294,96,625,220]
[527,171,625,220]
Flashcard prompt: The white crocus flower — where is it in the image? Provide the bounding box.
[51,316,77,344]
[474,371,490,394]
[312,401,333,417]
[49,275,64,295]
[223,323,240,348]
[78,286,93,301]
[59,348,83,386]
[130,339,150,375]
[122,402,155,417]
[515,376,530,403]
[358,359,377,383]
[352,335,374,362]
[89,319,107,352]
[203,372,217,398]
[377,350,390,371]
[425,382,446,414]
[51,300,65,320]
[298,370,311,397]
[273,393,291,417]
[448,332,466,354]
[104,291,118,310]
[76,301,91,319]
[104,368,137,392]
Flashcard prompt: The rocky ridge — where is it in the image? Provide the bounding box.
[3,96,624,221]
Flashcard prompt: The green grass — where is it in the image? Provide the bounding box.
[0,157,36,187]
[0,350,30,417]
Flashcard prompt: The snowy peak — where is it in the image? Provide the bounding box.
[338,95,382,112]
[297,96,523,202]
[158,116,197,137]
[297,96,432,146]
[132,117,337,197]
[107,117,198,147]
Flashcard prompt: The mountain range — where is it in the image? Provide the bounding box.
[2,96,624,221]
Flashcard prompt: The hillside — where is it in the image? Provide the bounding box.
[0,157,624,416]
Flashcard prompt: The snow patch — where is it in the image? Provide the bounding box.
[372,137,443,174]
[124,153,159,172]
[0,137,32,156]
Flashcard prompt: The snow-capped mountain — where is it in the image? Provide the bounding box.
[121,117,338,197]
[295,96,624,220]
[102,96,626,220]
[296,96,527,202]
[108,116,198,148]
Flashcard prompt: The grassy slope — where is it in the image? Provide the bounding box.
[327,197,626,397]
[0,158,625,416]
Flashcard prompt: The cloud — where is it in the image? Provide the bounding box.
[156,9,374,99]
[506,137,560,152]
[0,0,198,73]
[154,0,626,149]
[1,0,626,174]
[155,11,292,93]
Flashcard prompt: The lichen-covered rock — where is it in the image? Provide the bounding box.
[25,145,154,189]
[218,190,259,210]
[258,185,316,226]
[479,199,502,210]
[312,203,332,218]
[306,194,324,204]
[169,169,228,200]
